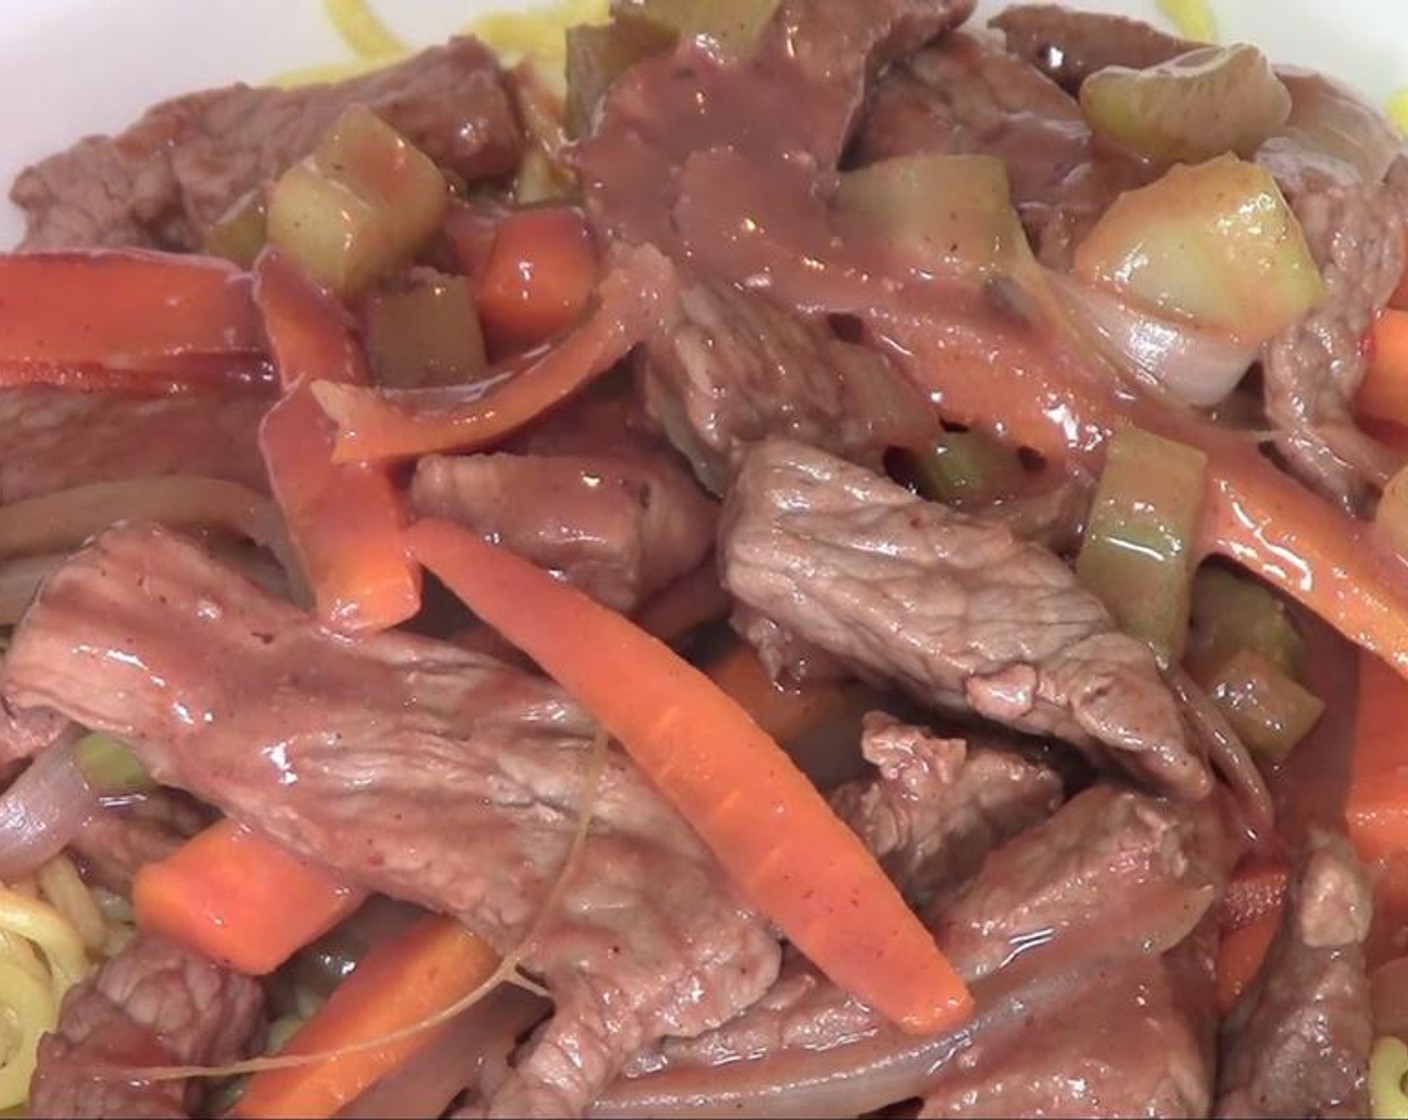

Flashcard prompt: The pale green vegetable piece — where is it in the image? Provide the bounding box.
[1082,44,1291,164]
[611,0,779,57]
[73,733,152,795]
[1370,1036,1408,1119]
[1073,154,1323,347]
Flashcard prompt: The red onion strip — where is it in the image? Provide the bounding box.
[0,733,98,880]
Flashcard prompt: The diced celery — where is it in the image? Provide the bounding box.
[204,192,268,269]
[1073,154,1323,348]
[1081,44,1291,164]
[1076,424,1208,665]
[909,430,1025,507]
[565,17,677,138]
[612,0,780,57]
[1203,647,1325,761]
[836,154,1034,279]
[364,274,488,389]
[514,149,572,206]
[1187,566,1307,682]
[73,733,152,795]
[268,106,449,297]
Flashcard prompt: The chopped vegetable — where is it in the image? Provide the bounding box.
[255,249,422,632]
[134,819,366,975]
[72,734,152,796]
[565,17,677,138]
[1216,907,1282,1015]
[313,244,674,462]
[407,518,974,1035]
[905,429,1026,508]
[204,192,269,269]
[1076,425,1208,665]
[835,154,1033,280]
[633,563,732,644]
[1201,647,1325,760]
[476,206,599,357]
[1359,310,1408,426]
[1081,45,1290,164]
[363,274,489,389]
[612,0,781,58]
[267,106,449,297]
[1073,154,1323,347]
[703,642,866,747]
[1370,1036,1408,1119]
[234,915,500,1120]
[1348,651,1408,864]
[1187,567,1308,682]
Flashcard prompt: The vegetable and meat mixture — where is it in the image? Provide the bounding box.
[4,0,1408,1115]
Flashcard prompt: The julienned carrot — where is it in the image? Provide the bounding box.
[704,642,866,747]
[406,519,973,1036]
[1357,310,1408,425]
[0,356,275,396]
[255,250,421,632]
[633,563,732,645]
[0,250,265,365]
[235,914,499,1120]
[1215,907,1282,1016]
[1347,651,1408,863]
[134,819,366,975]
[310,245,676,463]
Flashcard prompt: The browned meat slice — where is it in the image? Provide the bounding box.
[605,785,1226,1117]
[0,699,69,764]
[989,4,1191,91]
[1260,167,1407,513]
[5,524,779,1118]
[30,936,264,1119]
[829,711,1064,905]
[70,790,211,893]
[1216,832,1374,1119]
[12,38,520,251]
[637,281,930,491]
[0,389,269,502]
[409,451,716,613]
[855,32,1152,268]
[720,439,1209,799]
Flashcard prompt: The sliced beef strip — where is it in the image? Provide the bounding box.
[4,524,779,1119]
[0,388,269,503]
[828,711,1064,906]
[29,935,264,1119]
[1259,165,1408,513]
[989,4,1191,92]
[720,438,1209,799]
[854,31,1152,268]
[409,450,716,614]
[70,790,211,894]
[12,38,521,251]
[1216,831,1374,1119]
[0,699,69,765]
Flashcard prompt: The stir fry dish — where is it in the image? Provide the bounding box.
[4,0,1408,1115]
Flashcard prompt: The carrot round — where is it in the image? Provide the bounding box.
[1358,309,1408,425]
[235,914,499,1120]
[134,819,366,975]
[406,518,973,1036]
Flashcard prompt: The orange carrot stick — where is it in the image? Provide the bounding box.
[134,819,366,975]
[1347,650,1408,863]
[1358,309,1408,425]
[406,518,973,1036]
[632,562,731,646]
[235,914,500,1120]
[311,245,676,463]
[255,249,421,632]
[1215,907,1282,1016]
[703,642,867,747]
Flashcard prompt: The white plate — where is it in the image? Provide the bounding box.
[0,0,1405,247]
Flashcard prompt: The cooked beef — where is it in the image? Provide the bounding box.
[70,790,211,893]
[409,451,716,614]
[12,38,520,252]
[0,389,269,503]
[720,438,1209,799]
[989,4,1191,91]
[855,32,1151,267]
[729,606,852,687]
[0,699,69,764]
[29,936,264,1119]
[1216,832,1374,1119]
[606,785,1225,1115]
[829,711,1064,905]
[5,524,779,1118]
[1259,167,1407,512]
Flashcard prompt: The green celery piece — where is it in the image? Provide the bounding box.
[204,191,268,269]
[565,17,678,139]
[1073,153,1323,348]
[1187,566,1307,682]
[1076,424,1208,666]
[910,431,1025,507]
[73,733,152,795]
[611,0,780,58]
[1204,647,1325,760]
[364,274,489,389]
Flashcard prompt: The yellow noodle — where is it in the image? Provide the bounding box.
[270,55,402,90]
[0,932,46,988]
[0,888,89,999]
[325,0,406,59]
[1157,0,1217,42]
[36,856,106,957]
[467,0,609,68]
[1388,89,1408,137]
[0,959,56,1110]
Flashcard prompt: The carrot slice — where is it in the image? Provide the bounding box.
[0,250,265,365]
[235,914,499,1120]
[1215,906,1282,1016]
[255,249,421,631]
[0,356,274,395]
[1347,650,1408,863]
[406,518,973,1036]
[134,819,366,975]
[311,245,676,463]
[632,562,731,645]
[1357,309,1408,425]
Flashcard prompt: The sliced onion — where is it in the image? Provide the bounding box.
[1270,67,1402,186]
[0,733,98,880]
[1049,271,1258,407]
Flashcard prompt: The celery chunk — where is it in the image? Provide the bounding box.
[364,274,488,389]
[1202,647,1325,760]
[611,0,780,57]
[74,733,153,795]
[1187,566,1308,682]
